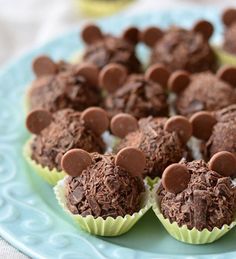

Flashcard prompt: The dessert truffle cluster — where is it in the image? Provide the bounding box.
[24,13,236,240]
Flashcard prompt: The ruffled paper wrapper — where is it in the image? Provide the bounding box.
[54,177,151,236]
[152,182,236,244]
[23,139,66,185]
[214,46,236,66]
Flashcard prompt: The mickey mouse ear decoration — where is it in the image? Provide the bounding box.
[32,55,58,78]
[162,163,190,194]
[61,149,92,177]
[190,111,217,141]
[99,63,128,93]
[81,24,104,44]
[26,109,53,135]
[192,20,214,40]
[115,147,146,177]
[222,8,236,27]
[168,70,190,94]
[111,113,139,138]
[76,63,99,86]
[164,116,192,143]
[145,64,170,88]
[122,27,140,45]
[81,107,109,136]
[217,65,236,88]
[209,151,236,177]
[140,26,163,47]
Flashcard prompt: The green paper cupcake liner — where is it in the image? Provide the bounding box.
[151,183,236,244]
[54,178,151,236]
[144,176,160,190]
[214,46,236,66]
[23,139,66,185]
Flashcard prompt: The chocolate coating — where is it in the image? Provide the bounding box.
[65,152,145,218]
[205,105,236,159]
[115,117,189,178]
[28,63,102,113]
[31,109,105,170]
[157,159,236,231]
[83,35,141,73]
[176,72,236,117]
[105,74,168,119]
[150,27,216,73]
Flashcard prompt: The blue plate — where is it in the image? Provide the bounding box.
[0,7,236,259]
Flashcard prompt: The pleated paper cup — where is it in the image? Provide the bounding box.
[144,176,159,190]
[54,177,151,236]
[214,46,236,66]
[23,139,66,185]
[152,182,236,244]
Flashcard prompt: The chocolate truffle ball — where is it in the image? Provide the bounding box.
[28,57,102,113]
[26,108,109,170]
[81,24,141,73]
[61,148,146,218]
[111,114,192,178]
[222,9,236,54]
[191,105,236,160]
[169,67,236,117]
[100,64,169,119]
[141,21,216,73]
[157,156,236,231]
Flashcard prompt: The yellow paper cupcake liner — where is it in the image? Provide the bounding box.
[151,183,236,244]
[23,139,66,185]
[214,46,236,66]
[54,178,151,236]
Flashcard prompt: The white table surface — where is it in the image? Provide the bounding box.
[0,0,236,258]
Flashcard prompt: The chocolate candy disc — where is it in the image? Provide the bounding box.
[81,107,109,135]
[76,63,99,86]
[111,113,138,138]
[99,63,127,93]
[217,65,236,87]
[122,27,140,45]
[209,151,236,177]
[81,24,103,44]
[190,111,216,140]
[32,56,57,77]
[61,149,92,177]
[162,163,190,194]
[140,26,163,47]
[168,70,190,94]
[145,64,170,88]
[193,20,214,40]
[26,109,53,135]
[115,147,146,177]
[164,116,192,143]
[222,8,236,27]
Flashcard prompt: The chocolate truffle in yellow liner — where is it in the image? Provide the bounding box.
[54,147,151,236]
[99,63,169,119]
[27,57,102,113]
[24,107,109,185]
[81,24,141,73]
[141,20,216,73]
[153,151,236,244]
[111,113,192,178]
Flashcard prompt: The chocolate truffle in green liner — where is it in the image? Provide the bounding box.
[141,20,216,73]
[169,65,236,117]
[156,152,236,232]
[190,104,236,160]
[81,24,141,74]
[61,147,146,219]
[111,113,192,178]
[25,107,109,171]
[99,63,169,119]
[28,57,102,113]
